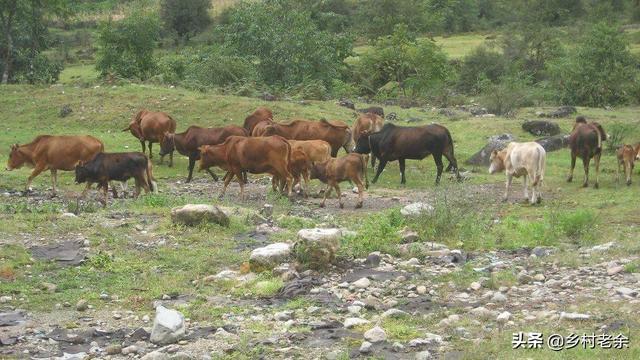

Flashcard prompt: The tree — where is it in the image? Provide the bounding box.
[96,9,160,79]
[0,0,68,84]
[160,0,211,43]
[221,0,353,87]
[550,22,639,106]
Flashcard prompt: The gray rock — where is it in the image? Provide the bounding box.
[382,309,409,319]
[497,311,511,323]
[536,135,569,152]
[105,345,122,355]
[491,292,507,303]
[344,317,370,329]
[466,134,514,166]
[359,341,373,353]
[401,202,434,217]
[531,246,557,257]
[518,273,533,285]
[364,252,381,268]
[353,277,371,289]
[274,311,293,321]
[590,242,616,252]
[76,299,88,311]
[171,204,229,227]
[522,120,560,136]
[607,266,624,276]
[615,287,638,297]
[294,228,341,269]
[249,243,291,271]
[122,345,142,355]
[59,104,73,118]
[400,229,420,243]
[560,312,590,321]
[538,106,576,118]
[150,306,186,345]
[415,351,431,360]
[141,351,170,360]
[364,326,387,343]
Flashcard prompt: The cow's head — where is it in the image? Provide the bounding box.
[488,149,507,174]
[6,144,27,170]
[159,131,175,156]
[74,161,90,184]
[309,160,329,182]
[198,144,226,171]
[635,143,640,161]
[354,130,371,154]
[263,124,277,136]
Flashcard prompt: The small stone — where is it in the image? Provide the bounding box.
[615,287,638,297]
[382,309,409,319]
[274,311,293,321]
[364,326,387,343]
[344,317,370,329]
[249,243,291,272]
[415,350,431,360]
[416,285,427,295]
[347,305,362,314]
[99,293,110,300]
[403,258,421,266]
[76,299,89,311]
[392,341,405,352]
[359,341,373,353]
[121,345,140,355]
[150,306,186,345]
[141,351,170,360]
[560,312,590,321]
[171,204,229,227]
[364,252,381,268]
[400,229,420,243]
[607,266,624,276]
[470,282,482,291]
[534,274,546,282]
[517,274,533,285]
[497,311,511,323]
[105,345,122,355]
[0,296,12,303]
[113,313,122,320]
[353,277,371,289]
[401,202,434,217]
[40,282,57,293]
[491,292,507,302]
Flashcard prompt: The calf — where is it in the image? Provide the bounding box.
[489,142,546,204]
[310,153,368,209]
[273,148,311,197]
[199,136,293,200]
[75,152,157,206]
[616,144,640,186]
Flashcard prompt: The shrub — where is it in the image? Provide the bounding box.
[556,209,597,242]
[549,22,639,107]
[340,209,405,257]
[457,45,506,94]
[160,0,211,42]
[479,76,534,116]
[96,9,160,80]
[606,123,636,153]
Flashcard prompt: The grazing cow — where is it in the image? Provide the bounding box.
[310,153,368,209]
[159,125,248,182]
[352,112,384,167]
[567,116,607,188]
[357,106,384,118]
[488,142,546,204]
[122,110,177,165]
[6,135,104,195]
[75,152,157,206]
[262,119,352,156]
[199,136,293,200]
[354,123,460,185]
[243,107,273,134]
[616,144,640,186]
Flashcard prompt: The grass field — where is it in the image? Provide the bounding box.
[1,71,640,359]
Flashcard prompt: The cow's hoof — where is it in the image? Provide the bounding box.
[627,181,631,186]
[319,203,325,208]
[536,197,542,204]
[355,203,363,209]
[582,183,588,188]
[594,183,599,189]
[566,177,573,183]
[339,203,344,209]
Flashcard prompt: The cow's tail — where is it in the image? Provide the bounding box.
[595,127,603,150]
[443,127,458,172]
[146,158,158,193]
[360,153,369,189]
[533,146,545,187]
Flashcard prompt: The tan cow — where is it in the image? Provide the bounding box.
[262,119,352,156]
[288,140,332,163]
[489,142,546,204]
[310,153,368,209]
[6,135,104,195]
[122,110,177,166]
[352,112,384,167]
[616,144,640,186]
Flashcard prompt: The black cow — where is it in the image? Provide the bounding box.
[75,152,157,206]
[354,123,460,184]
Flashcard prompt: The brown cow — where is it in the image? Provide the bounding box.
[122,110,177,166]
[273,148,311,197]
[310,153,368,209]
[159,125,248,182]
[6,135,104,195]
[272,140,331,196]
[616,144,640,186]
[243,107,273,134]
[352,112,384,167]
[262,119,352,156]
[251,119,273,137]
[567,116,607,188]
[199,136,293,200]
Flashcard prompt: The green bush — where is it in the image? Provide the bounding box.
[96,8,160,80]
[479,76,535,116]
[160,0,211,42]
[457,45,506,94]
[340,209,405,257]
[549,22,639,107]
[220,0,353,87]
[556,209,597,242]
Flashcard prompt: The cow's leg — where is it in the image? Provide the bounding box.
[567,152,576,182]
[433,154,444,185]
[140,140,146,156]
[133,177,142,199]
[331,148,338,157]
[219,171,233,199]
[187,157,196,183]
[443,151,461,181]
[50,169,58,196]
[355,177,364,209]
[102,182,108,207]
[271,176,279,192]
[522,174,529,201]
[399,158,406,185]
[25,164,46,193]
[334,183,344,209]
[320,184,332,208]
[372,160,388,184]
[206,169,219,182]
[371,155,376,169]
[617,160,621,183]
[302,171,310,198]
[80,182,92,198]
[594,153,601,189]
[503,174,512,202]
[626,160,632,186]
[169,151,174,168]
[582,156,590,188]
[239,173,247,200]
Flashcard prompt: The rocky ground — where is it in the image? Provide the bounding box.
[1,178,639,359]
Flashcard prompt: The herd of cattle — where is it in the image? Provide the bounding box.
[4,106,637,207]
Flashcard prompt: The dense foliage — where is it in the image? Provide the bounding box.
[159,0,211,42]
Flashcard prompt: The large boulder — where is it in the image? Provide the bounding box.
[249,243,292,272]
[150,306,186,345]
[522,120,560,136]
[465,134,515,166]
[293,228,341,269]
[401,202,435,217]
[535,134,569,152]
[171,204,229,227]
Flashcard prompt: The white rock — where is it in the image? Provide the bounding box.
[364,326,387,343]
[344,317,370,329]
[589,242,615,252]
[353,277,371,289]
[249,243,291,271]
[150,306,186,345]
[347,305,362,314]
[359,341,373,353]
[416,285,427,295]
[560,312,591,321]
[615,287,638,297]
[297,228,342,243]
[140,351,170,360]
[497,311,511,323]
[415,351,431,360]
[170,204,229,227]
[382,309,409,319]
[491,292,507,302]
[470,282,482,291]
[274,311,293,321]
[401,202,435,217]
[607,266,624,276]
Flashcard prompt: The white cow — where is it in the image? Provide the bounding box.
[489,142,546,204]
